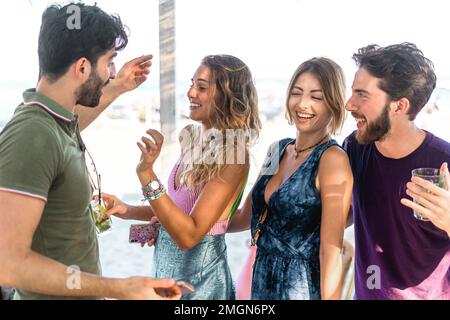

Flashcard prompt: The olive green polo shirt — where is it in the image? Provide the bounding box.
[0,89,101,300]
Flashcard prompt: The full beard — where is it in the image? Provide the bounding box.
[355,103,391,144]
[75,71,109,108]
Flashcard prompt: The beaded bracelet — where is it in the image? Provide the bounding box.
[143,188,163,197]
[142,185,167,201]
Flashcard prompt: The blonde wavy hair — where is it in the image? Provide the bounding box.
[180,54,261,189]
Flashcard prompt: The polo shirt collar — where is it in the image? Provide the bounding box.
[23,88,76,122]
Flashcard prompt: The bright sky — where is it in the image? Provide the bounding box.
[0,0,449,88]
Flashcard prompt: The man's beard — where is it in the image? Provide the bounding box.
[354,103,391,144]
[75,70,109,108]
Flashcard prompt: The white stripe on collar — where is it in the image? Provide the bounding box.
[24,101,73,122]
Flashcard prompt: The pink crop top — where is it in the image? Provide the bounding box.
[167,154,229,235]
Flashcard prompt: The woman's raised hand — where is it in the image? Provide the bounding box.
[136,128,164,174]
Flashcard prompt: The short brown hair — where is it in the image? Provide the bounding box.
[285,57,346,135]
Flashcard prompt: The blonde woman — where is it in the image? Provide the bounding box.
[103,55,261,299]
[228,57,353,299]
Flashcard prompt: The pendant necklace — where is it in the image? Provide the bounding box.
[294,135,329,159]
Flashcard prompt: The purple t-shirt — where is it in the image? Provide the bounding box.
[343,130,450,300]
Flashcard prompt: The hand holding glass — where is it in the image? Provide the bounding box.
[410,168,444,221]
[91,199,113,234]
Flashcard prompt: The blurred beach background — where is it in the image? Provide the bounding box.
[1,0,450,288]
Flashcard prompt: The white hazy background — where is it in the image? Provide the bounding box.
[1,0,450,89]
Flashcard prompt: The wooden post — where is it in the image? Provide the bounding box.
[159,0,176,144]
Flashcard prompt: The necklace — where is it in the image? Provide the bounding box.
[294,135,329,159]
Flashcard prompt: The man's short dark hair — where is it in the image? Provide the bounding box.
[352,43,436,120]
[38,2,128,81]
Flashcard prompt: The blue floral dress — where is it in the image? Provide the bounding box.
[250,138,338,300]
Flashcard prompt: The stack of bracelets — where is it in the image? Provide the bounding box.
[142,179,167,201]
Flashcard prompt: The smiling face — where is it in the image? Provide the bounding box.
[187,64,213,128]
[346,67,393,144]
[287,72,332,135]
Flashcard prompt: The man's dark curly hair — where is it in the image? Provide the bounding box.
[353,43,436,120]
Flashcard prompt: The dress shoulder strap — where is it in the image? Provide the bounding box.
[227,174,248,221]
